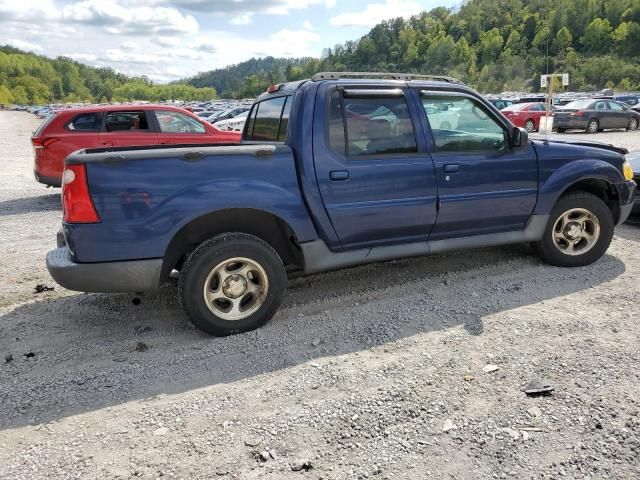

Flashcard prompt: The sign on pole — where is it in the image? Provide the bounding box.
[540,75,547,88]
[562,73,569,86]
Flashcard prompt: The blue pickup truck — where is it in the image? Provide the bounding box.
[47,72,636,335]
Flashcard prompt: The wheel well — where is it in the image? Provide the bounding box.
[161,209,303,281]
[563,179,620,222]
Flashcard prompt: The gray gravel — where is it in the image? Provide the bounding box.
[1,111,640,479]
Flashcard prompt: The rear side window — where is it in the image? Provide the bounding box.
[245,95,291,142]
[66,112,103,132]
[34,113,58,136]
[327,90,417,157]
[105,111,150,132]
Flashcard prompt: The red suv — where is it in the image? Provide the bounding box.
[32,104,241,187]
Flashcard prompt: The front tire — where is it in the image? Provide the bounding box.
[532,191,614,267]
[179,233,286,336]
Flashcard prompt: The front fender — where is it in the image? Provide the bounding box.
[534,159,625,215]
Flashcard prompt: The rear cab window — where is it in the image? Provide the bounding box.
[244,95,292,142]
[104,111,151,132]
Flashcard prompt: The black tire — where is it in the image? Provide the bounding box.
[556,127,566,133]
[532,191,614,267]
[628,118,638,131]
[178,233,286,336]
[525,119,535,132]
[586,118,599,134]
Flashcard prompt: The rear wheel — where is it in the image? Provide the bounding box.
[628,118,638,131]
[532,191,613,267]
[179,233,286,336]
[556,127,566,133]
[525,119,535,132]
[586,119,599,134]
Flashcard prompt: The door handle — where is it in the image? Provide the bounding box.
[444,164,460,173]
[330,170,349,181]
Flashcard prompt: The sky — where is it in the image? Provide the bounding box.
[0,0,459,83]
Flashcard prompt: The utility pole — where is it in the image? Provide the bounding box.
[546,40,549,75]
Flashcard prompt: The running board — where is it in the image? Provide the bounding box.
[301,215,549,274]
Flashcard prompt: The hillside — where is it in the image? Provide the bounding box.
[0,46,216,105]
[183,57,312,98]
[183,0,640,97]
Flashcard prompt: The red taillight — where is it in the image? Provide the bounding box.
[570,111,585,117]
[62,164,100,223]
[32,137,60,150]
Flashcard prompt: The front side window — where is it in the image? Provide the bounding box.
[422,94,508,152]
[609,102,624,111]
[327,90,417,157]
[105,111,150,132]
[155,111,205,133]
[67,112,103,132]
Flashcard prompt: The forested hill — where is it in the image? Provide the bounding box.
[184,0,640,97]
[183,57,312,98]
[0,46,216,105]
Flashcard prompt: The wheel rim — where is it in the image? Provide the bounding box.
[525,120,534,132]
[552,208,600,256]
[589,120,598,133]
[202,257,269,321]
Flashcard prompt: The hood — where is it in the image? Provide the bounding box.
[532,137,628,156]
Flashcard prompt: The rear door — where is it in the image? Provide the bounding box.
[594,101,613,129]
[98,109,158,147]
[312,85,438,250]
[418,91,538,239]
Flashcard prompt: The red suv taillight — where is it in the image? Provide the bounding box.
[62,164,100,223]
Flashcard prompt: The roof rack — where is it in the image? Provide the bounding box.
[310,71,464,84]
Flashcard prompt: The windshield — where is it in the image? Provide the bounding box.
[502,103,528,111]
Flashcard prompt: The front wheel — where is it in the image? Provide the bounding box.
[179,233,286,336]
[532,191,614,267]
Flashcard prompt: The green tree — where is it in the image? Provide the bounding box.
[581,18,613,54]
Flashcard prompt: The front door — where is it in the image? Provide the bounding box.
[418,91,538,239]
[313,86,438,250]
[99,109,158,147]
[607,101,631,129]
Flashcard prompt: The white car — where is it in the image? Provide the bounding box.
[215,110,249,132]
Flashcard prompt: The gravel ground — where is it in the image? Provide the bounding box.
[1,111,640,480]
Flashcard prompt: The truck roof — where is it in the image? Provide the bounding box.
[257,72,466,101]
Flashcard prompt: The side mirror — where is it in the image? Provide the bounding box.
[512,126,528,148]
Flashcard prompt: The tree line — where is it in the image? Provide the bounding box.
[185,0,640,98]
[0,46,216,105]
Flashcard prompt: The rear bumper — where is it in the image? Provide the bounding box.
[46,247,162,293]
[34,169,61,188]
[554,118,588,129]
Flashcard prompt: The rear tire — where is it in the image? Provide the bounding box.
[525,119,535,132]
[179,233,286,336]
[556,127,566,133]
[532,191,614,268]
[586,119,599,134]
[628,118,638,131]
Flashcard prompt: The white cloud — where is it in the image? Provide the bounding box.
[153,36,182,47]
[231,14,253,25]
[330,0,421,27]
[62,0,199,36]
[3,38,43,52]
[0,0,59,21]
[303,20,314,30]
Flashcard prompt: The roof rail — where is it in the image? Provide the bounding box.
[310,71,464,84]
